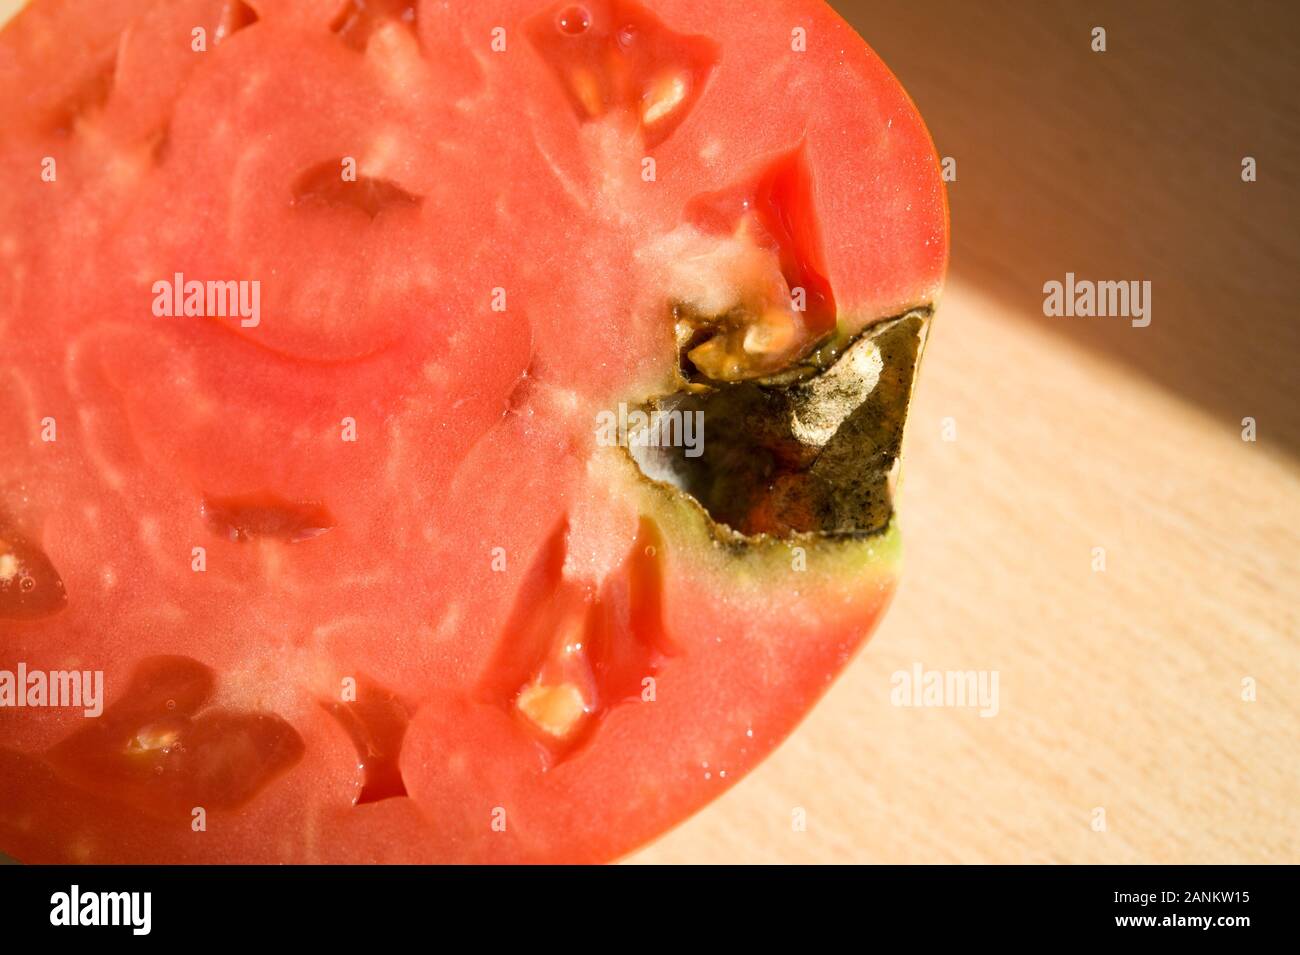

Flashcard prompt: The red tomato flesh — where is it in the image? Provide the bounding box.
[0,0,946,863]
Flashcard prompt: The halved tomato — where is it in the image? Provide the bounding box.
[0,0,947,863]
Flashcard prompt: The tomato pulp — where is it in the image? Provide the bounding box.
[0,0,947,862]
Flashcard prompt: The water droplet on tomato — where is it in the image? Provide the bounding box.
[557,5,590,35]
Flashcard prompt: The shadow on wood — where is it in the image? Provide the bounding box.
[832,0,1300,457]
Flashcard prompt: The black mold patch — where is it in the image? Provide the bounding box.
[628,310,928,540]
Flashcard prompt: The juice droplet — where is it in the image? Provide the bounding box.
[557,5,590,35]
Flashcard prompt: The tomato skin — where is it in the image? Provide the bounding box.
[0,0,945,863]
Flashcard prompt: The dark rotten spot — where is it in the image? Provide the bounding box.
[629,311,929,540]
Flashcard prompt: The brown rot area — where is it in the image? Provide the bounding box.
[674,144,838,383]
[330,0,418,52]
[291,158,423,220]
[202,493,335,543]
[322,679,411,805]
[0,528,67,621]
[525,0,720,148]
[46,656,305,815]
[480,517,673,762]
[631,312,928,539]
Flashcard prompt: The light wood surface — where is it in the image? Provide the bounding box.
[629,0,1299,863]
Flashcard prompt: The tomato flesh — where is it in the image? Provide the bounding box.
[0,0,946,863]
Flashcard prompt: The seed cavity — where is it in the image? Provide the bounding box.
[672,144,838,383]
[47,655,305,814]
[0,530,68,621]
[291,158,422,220]
[322,679,410,805]
[126,720,184,754]
[215,0,260,42]
[481,517,673,761]
[526,0,719,148]
[330,0,418,52]
[202,493,335,543]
